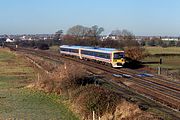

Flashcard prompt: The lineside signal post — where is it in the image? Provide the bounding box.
[160,58,162,64]
[158,58,162,75]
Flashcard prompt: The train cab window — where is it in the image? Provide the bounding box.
[114,52,124,59]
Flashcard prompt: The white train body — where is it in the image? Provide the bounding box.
[59,45,125,67]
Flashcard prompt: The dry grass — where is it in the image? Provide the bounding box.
[26,54,57,72]
[29,55,163,120]
[71,85,122,119]
[33,62,86,94]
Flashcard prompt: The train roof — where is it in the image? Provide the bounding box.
[60,45,124,53]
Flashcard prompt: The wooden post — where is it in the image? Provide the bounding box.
[93,111,95,120]
[158,66,161,75]
[38,73,40,83]
[160,58,162,64]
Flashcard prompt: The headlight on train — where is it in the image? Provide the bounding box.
[113,58,125,64]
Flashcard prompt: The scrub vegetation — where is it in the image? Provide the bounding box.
[31,56,164,120]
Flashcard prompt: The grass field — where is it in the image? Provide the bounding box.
[143,47,180,70]
[143,56,180,69]
[144,46,180,55]
[0,48,79,120]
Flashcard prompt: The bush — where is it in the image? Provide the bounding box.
[72,85,122,118]
[37,43,49,50]
[125,47,148,61]
[49,63,87,95]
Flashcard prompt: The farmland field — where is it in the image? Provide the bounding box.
[145,46,180,55]
[143,47,180,69]
[0,48,79,120]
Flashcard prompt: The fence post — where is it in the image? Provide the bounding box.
[158,66,161,75]
[93,111,95,120]
[64,63,67,70]
[160,58,162,64]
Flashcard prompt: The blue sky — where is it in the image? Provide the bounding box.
[0,0,180,36]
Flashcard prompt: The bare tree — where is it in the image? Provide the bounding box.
[121,29,134,37]
[110,29,137,47]
[88,25,104,40]
[111,29,122,36]
[67,25,90,37]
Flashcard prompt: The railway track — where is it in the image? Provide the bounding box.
[9,46,180,110]
[121,68,180,90]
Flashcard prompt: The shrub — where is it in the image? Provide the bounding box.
[72,85,122,118]
[125,47,149,61]
[48,63,87,96]
[37,43,49,50]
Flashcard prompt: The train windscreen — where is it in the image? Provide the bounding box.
[114,52,124,59]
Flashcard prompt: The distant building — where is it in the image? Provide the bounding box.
[161,38,179,41]
[6,38,15,42]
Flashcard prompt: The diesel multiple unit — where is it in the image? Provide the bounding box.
[59,45,125,67]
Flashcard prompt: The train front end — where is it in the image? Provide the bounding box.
[111,51,125,67]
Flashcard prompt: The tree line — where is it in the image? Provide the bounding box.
[11,24,179,61]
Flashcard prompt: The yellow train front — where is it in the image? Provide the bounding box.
[111,51,126,67]
[59,45,125,67]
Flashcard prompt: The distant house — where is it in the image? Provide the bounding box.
[161,38,179,41]
[6,38,15,42]
[108,34,119,40]
[100,35,109,41]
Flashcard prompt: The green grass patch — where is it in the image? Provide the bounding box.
[144,46,180,55]
[0,50,16,61]
[0,49,79,120]
[143,47,180,70]
[0,89,79,120]
[143,56,180,69]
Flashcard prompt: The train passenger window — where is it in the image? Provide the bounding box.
[81,50,110,59]
[60,48,78,53]
[105,54,110,59]
[82,50,91,55]
[60,48,67,51]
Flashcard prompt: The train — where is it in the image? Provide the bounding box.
[59,45,126,67]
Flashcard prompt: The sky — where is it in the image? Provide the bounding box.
[0,0,180,36]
